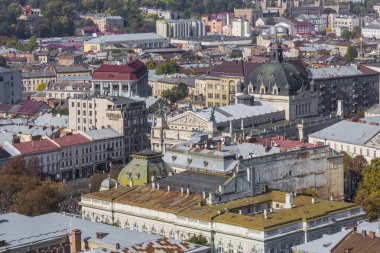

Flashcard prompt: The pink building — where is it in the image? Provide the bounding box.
[201,12,234,34]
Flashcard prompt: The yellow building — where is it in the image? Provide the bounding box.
[199,60,257,107]
[118,150,173,187]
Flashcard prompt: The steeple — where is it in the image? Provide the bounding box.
[270,42,283,63]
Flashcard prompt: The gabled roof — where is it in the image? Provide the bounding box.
[208,60,259,77]
[92,60,147,81]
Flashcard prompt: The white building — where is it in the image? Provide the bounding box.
[0,67,22,104]
[156,19,206,38]
[232,18,252,37]
[308,117,380,162]
[330,15,360,36]
[80,186,364,253]
[362,24,380,39]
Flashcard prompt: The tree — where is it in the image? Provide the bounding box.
[161,82,189,104]
[36,83,47,91]
[89,172,108,192]
[345,45,358,62]
[341,29,352,40]
[145,59,156,70]
[356,158,380,220]
[0,56,7,68]
[344,154,367,201]
[155,60,179,75]
[0,156,25,176]
[187,234,210,252]
[26,156,41,178]
[229,51,243,58]
[26,35,38,51]
[352,26,361,39]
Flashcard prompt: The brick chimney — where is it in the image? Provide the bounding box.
[70,229,82,253]
[217,140,222,151]
[369,231,376,239]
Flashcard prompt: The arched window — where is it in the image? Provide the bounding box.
[169,230,175,239]
[228,242,234,253]
[125,220,130,229]
[133,223,139,231]
[142,224,147,233]
[237,245,244,253]
[160,228,165,236]
[218,242,224,253]
[151,227,156,234]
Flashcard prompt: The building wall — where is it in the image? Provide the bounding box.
[92,73,149,97]
[22,75,56,91]
[81,194,363,253]
[0,69,22,104]
[242,146,344,198]
[312,71,379,115]
[69,97,149,158]
[156,20,206,38]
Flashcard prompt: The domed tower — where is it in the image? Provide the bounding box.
[244,42,309,97]
[243,41,318,120]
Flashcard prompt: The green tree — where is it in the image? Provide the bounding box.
[155,60,179,75]
[352,26,361,38]
[161,82,189,104]
[229,51,243,58]
[356,158,380,220]
[186,234,210,252]
[0,56,7,68]
[145,60,156,70]
[36,83,47,91]
[341,29,352,40]
[345,45,358,62]
[26,35,38,51]
[344,153,367,201]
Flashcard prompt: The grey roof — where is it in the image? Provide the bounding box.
[159,171,229,192]
[0,212,206,252]
[54,66,90,73]
[366,104,380,115]
[292,229,351,253]
[309,65,363,79]
[308,119,380,146]
[87,33,165,45]
[21,70,55,78]
[193,101,281,123]
[33,113,69,128]
[57,75,92,82]
[85,128,123,140]
[223,142,280,159]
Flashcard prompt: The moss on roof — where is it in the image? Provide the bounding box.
[82,187,360,231]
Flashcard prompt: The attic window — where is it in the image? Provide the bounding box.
[127,172,132,178]
[187,158,193,164]
[135,173,140,179]
[204,161,209,166]
[172,155,177,161]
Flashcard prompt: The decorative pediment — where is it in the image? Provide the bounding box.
[167,112,208,127]
[292,89,316,102]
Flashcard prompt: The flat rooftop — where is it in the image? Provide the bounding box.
[82,186,360,231]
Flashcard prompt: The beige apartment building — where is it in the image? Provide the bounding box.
[68,96,149,158]
[21,70,56,91]
[150,76,196,97]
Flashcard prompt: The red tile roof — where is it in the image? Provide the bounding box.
[17,100,46,116]
[209,60,259,77]
[92,59,147,81]
[254,137,315,150]
[52,133,91,147]
[13,139,60,155]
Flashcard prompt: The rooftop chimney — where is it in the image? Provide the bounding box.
[264,209,268,219]
[167,185,171,191]
[186,188,190,195]
[362,230,367,237]
[71,229,82,253]
[311,197,316,204]
[217,140,222,152]
[181,187,184,195]
[369,231,376,239]
[285,193,293,209]
[330,196,334,201]
[157,183,160,190]
[115,243,120,250]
